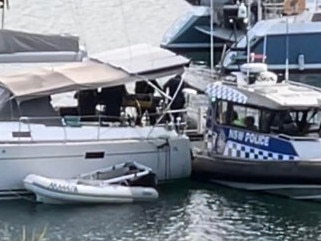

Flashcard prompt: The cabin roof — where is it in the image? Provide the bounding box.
[206,81,321,109]
[251,11,321,37]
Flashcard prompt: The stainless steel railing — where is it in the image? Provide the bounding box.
[11,107,207,143]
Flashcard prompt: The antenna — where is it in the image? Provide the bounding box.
[0,0,9,29]
[284,17,289,81]
[210,0,214,78]
[245,0,251,77]
[257,0,262,21]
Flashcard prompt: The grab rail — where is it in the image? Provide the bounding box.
[278,134,319,142]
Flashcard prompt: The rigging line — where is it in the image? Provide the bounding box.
[147,76,185,138]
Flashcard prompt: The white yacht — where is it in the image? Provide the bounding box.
[0,44,192,200]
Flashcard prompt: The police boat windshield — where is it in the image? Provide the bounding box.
[214,100,321,137]
[269,109,321,137]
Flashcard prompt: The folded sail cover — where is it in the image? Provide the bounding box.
[0,29,79,53]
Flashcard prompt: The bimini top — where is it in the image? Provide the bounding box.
[0,44,190,102]
[206,79,321,110]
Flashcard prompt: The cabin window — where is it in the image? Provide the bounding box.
[230,104,260,131]
[252,38,264,55]
[215,101,263,132]
[270,109,321,136]
[215,99,321,136]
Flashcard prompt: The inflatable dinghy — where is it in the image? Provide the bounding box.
[23,162,159,204]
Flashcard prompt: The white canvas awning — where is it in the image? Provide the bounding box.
[0,44,190,102]
[89,43,189,75]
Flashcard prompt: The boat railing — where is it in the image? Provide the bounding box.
[262,1,284,19]
[13,107,205,142]
[147,107,206,137]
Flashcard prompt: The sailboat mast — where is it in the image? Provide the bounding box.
[0,0,8,29]
[285,17,289,80]
[210,0,214,77]
[1,0,4,29]
[257,0,262,21]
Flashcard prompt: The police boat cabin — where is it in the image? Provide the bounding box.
[192,63,321,202]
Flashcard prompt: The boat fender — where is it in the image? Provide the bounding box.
[298,54,305,71]
[237,3,247,19]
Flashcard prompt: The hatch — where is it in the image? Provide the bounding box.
[311,13,321,22]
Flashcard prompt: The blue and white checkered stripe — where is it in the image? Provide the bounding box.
[205,83,248,104]
[223,141,299,161]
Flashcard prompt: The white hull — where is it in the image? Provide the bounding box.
[23,174,158,204]
[0,124,192,200]
[213,180,321,202]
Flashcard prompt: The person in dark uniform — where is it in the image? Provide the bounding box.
[75,89,98,121]
[100,85,127,122]
[134,79,162,125]
[163,74,203,123]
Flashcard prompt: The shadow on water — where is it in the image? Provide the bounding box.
[1,180,321,240]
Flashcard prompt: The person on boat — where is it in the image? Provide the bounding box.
[270,111,298,135]
[100,85,128,122]
[230,110,244,127]
[163,74,203,123]
[74,89,98,121]
[134,79,162,125]
[244,116,257,130]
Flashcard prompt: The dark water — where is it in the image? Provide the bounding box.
[2,181,321,241]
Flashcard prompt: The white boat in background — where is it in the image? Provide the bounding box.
[0,44,193,200]
[0,1,86,64]
[0,29,86,63]
[24,162,159,204]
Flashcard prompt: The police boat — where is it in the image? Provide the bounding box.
[23,162,158,204]
[192,62,321,202]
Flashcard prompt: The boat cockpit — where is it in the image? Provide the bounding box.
[0,43,194,130]
[0,76,196,132]
[59,83,167,126]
